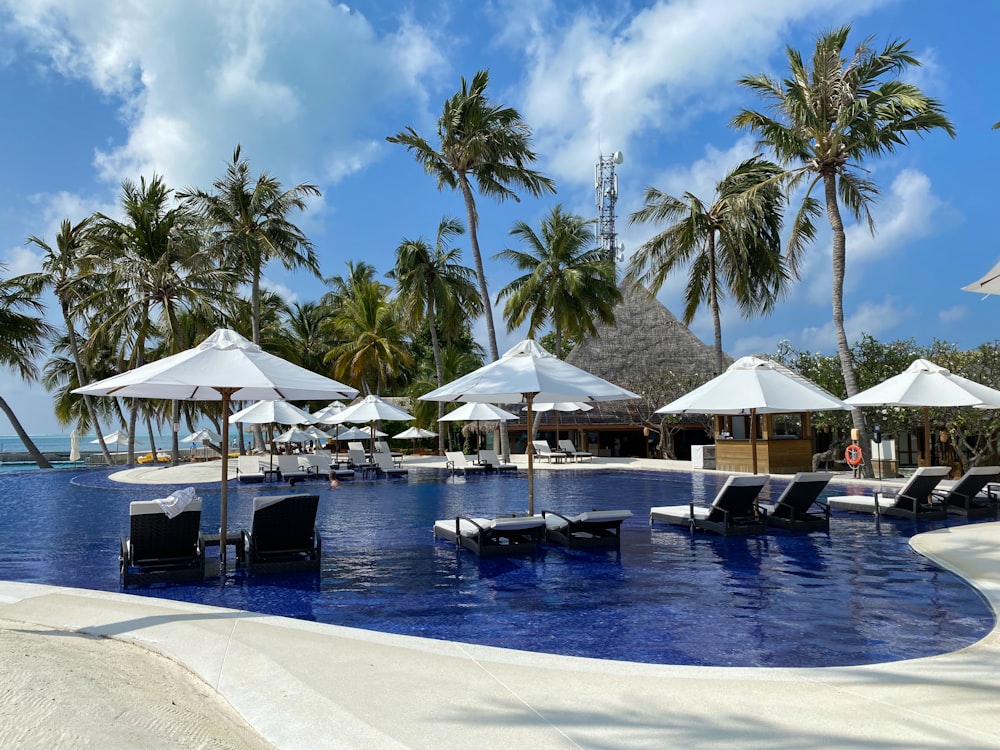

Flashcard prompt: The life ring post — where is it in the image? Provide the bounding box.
[845,443,864,474]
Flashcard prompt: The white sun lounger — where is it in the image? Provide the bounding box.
[650,475,769,536]
[541,509,632,548]
[823,466,950,519]
[433,515,545,556]
[445,451,486,475]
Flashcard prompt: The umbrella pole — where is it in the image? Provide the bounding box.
[750,408,759,476]
[527,394,535,516]
[924,406,931,466]
[219,388,233,571]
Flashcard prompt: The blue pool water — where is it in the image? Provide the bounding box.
[0,467,993,668]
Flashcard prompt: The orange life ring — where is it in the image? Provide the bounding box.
[845,444,864,467]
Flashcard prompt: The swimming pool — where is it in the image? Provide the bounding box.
[0,467,992,668]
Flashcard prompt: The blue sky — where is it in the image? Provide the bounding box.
[2,0,998,436]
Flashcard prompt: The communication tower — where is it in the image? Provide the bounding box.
[595,150,624,266]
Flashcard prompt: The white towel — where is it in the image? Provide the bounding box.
[155,487,198,519]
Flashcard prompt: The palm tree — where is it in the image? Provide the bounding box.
[387,69,556,362]
[89,175,235,462]
[496,205,620,359]
[388,216,483,453]
[25,217,115,465]
[0,265,55,468]
[324,278,411,395]
[179,144,321,344]
[733,25,955,470]
[627,157,791,374]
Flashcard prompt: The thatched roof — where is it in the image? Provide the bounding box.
[565,278,727,386]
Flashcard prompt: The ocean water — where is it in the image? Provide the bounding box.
[0,434,183,455]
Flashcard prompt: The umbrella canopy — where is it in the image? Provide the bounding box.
[334,394,414,423]
[438,402,520,422]
[844,358,1000,464]
[421,339,639,513]
[336,426,383,441]
[273,427,317,444]
[393,427,438,439]
[74,328,358,566]
[311,401,347,423]
[91,429,142,447]
[228,399,316,425]
[656,356,850,474]
[179,428,221,444]
[529,401,594,413]
[302,426,332,441]
[962,259,1000,296]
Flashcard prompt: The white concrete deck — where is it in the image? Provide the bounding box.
[2,457,999,748]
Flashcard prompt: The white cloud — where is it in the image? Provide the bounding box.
[938,305,966,325]
[2,0,446,192]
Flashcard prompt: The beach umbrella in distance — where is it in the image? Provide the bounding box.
[92,429,142,448]
[439,402,519,457]
[421,339,639,514]
[526,401,594,443]
[393,427,438,439]
[69,429,80,462]
[656,356,850,474]
[334,394,414,446]
[312,401,347,424]
[273,427,317,444]
[229,399,317,426]
[179,428,221,444]
[74,328,358,567]
[845,358,1000,466]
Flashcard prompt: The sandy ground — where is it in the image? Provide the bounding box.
[0,618,273,749]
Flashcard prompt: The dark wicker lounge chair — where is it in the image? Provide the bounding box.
[239,494,321,575]
[825,466,950,520]
[759,472,833,531]
[541,509,632,548]
[120,498,205,587]
[433,514,545,556]
[649,475,769,536]
[935,466,999,517]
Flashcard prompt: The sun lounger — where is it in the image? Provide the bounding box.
[558,439,593,462]
[824,466,950,519]
[306,453,355,481]
[375,441,403,464]
[479,449,516,473]
[433,514,545,556]
[532,440,568,463]
[445,451,486,475]
[758,472,833,531]
[238,493,321,575]
[277,454,313,486]
[236,455,265,483]
[373,450,408,477]
[120,497,205,586]
[650,475,769,536]
[347,448,377,477]
[541,509,632,548]
[935,465,999,517]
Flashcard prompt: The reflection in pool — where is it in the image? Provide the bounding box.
[0,467,992,667]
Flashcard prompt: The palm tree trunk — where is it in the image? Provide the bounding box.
[127,405,139,465]
[706,234,725,375]
[249,270,266,452]
[63,306,114,465]
[0,395,53,468]
[459,175,511,459]
[428,296,446,456]
[825,174,872,478]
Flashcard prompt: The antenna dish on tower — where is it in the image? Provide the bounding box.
[613,151,624,165]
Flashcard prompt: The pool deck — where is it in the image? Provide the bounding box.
[2,457,999,748]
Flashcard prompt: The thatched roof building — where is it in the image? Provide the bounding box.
[565,278,727,392]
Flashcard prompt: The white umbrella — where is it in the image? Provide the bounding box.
[273,427,316,444]
[962,259,1000,296]
[74,328,358,566]
[302,426,332,442]
[91,429,142,447]
[228,399,316,426]
[311,401,347,423]
[421,339,639,513]
[336,426,383,441]
[844,358,1000,465]
[394,427,438,439]
[526,401,594,443]
[179,428,221,444]
[656,356,850,474]
[69,429,80,462]
[439,403,519,458]
[334,394,414,445]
